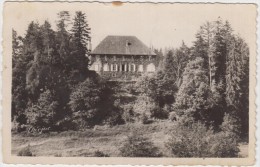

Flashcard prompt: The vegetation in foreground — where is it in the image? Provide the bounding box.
[12,121,247,157]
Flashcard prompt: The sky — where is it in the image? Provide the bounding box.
[5,2,256,51]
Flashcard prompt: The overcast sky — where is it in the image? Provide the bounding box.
[5,2,256,51]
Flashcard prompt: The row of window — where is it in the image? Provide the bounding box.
[90,55,155,62]
[93,63,155,72]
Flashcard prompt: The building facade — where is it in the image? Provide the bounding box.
[89,36,157,81]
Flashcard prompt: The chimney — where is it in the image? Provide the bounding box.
[126,40,131,54]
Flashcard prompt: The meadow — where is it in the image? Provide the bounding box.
[12,121,248,157]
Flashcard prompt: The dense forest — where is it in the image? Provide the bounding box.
[12,11,249,157]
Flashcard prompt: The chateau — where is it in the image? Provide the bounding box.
[89,36,157,81]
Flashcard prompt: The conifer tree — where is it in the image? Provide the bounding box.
[68,11,92,85]
[225,35,249,134]
[12,29,27,122]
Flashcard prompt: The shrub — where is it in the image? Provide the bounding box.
[133,95,154,118]
[104,110,124,126]
[94,150,109,157]
[221,113,241,138]
[122,104,135,123]
[120,132,162,157]
[150,106,168,119]
[168,112,177,122]
[165,121,213,157]
[209,132,239,157]
[165,121,240,157]
[139,113,149,124]
[25,89,59,129]
[17,146,33,156]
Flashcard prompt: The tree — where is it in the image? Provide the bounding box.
[174,57,210,121]
[69,78,102,128]
[174,57,224,126]
[172,41,190,87]
[67,11,92,85]
[12,30,27,123]
[225,35,249,135]
[71,11,91,53]
[57,11,71,32]
[25,89,59,129]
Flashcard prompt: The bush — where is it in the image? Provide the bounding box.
[139,113,149,124]
[17,146,33,156]
[168,112,177,122]
[221,113,241,138]
[150,106,168,119]
[94,150,109,157]
[122,104,135,123]
[25,89,59,129]
[133,95,154,118]
[209,132,239,157]
[120,132,162,157]
[165,121,240,157]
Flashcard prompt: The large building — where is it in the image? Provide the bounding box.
[89,35,157,81]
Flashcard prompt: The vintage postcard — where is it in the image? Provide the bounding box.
[2,1,257,165]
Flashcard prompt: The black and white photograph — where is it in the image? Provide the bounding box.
[2,1,257,165]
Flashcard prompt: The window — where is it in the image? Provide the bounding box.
[113,64,117,71]
[103,63,109,71]
[131,64,136,72]
[96,55,100,61]
[138,65,143,72]
[147,63,156,72]
[94,64,99,71]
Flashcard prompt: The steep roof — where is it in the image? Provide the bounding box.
[91,35,156,56]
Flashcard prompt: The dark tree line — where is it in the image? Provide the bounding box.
[12,11,116,131]
[135,17,249,139]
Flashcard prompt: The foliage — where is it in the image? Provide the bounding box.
[94,150,110,157]
[104,99,125,126]
[122,104,135,123]
[17,146,33,156]
[220,112,241,139]
[168,112,177,122]
[25,90,59,129]
[120,132,162,157]
[69,78,102,128]
[165,121,239,157]
[133,95,155,118]
[139,113,149,124]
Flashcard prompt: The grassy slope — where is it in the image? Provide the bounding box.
[12,121,175,157]
[12,121,248,157]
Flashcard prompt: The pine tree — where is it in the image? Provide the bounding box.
[56,11,71,68]
[174,57,210,123]
[57,11,71,32]
[68,11,92,85]
[173,41,190,87]
[12,30,27,122]
[225,35,249,135]
[71,11,91,54]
